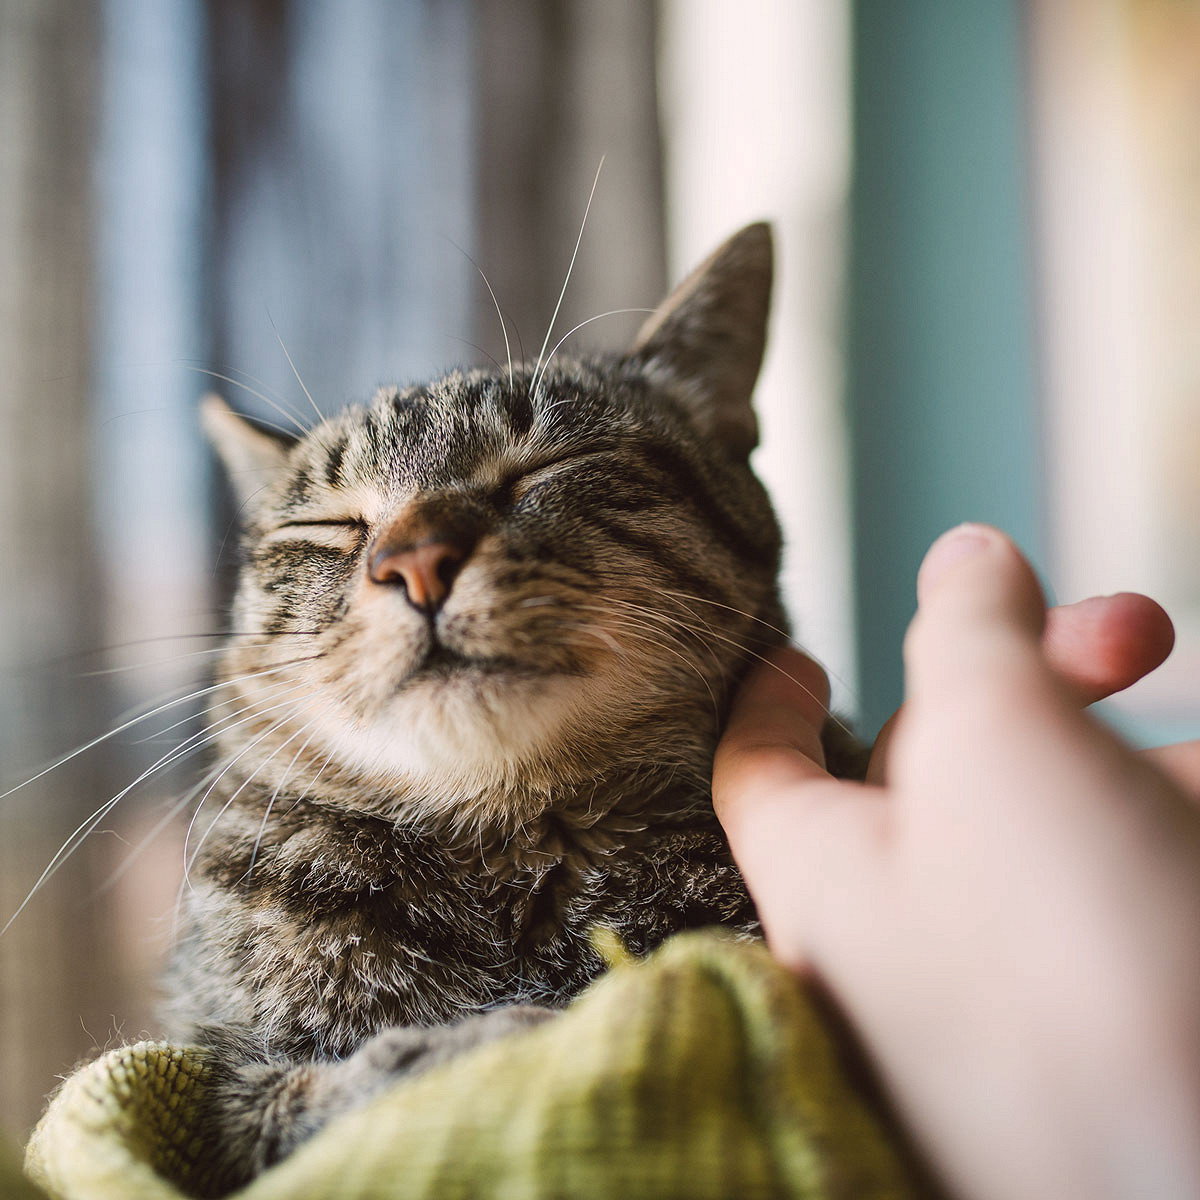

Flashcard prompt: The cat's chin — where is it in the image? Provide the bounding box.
[315,668,612,809]
[403,643,544,684]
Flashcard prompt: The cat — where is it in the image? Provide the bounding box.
[166,223,853,1193]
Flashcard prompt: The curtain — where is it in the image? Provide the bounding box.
[0,0,665,1139]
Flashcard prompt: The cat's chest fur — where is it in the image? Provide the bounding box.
[171,780,755,1060]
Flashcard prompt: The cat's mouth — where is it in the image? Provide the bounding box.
[407,640,538,683]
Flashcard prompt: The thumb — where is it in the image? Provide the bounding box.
[904,524,1050,708]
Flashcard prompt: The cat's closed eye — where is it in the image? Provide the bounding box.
[266,517,368,552]
[500,449,614,506]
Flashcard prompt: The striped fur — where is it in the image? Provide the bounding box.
[168,224,801,1190]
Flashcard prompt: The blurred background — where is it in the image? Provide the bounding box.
[2,0,1198,1142]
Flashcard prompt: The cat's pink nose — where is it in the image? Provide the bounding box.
[369,541,466,613]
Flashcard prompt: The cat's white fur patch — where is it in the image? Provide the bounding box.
[314,672,609,813]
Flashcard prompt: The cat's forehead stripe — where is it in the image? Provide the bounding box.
[323,434,350,489]
[308,377,579,496]
[278,366,770,577]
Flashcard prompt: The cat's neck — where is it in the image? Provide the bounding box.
[196,746,716,884]
[206,672,726,846]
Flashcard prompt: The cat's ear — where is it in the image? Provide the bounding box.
[200,393,295,506]
[626,222,772,458]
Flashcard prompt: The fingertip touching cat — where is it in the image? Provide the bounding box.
[169,223,858,1193]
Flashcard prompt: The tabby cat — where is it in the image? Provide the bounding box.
[169,223,844,1193]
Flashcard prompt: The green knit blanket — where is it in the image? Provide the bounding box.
[17,932,919,1199]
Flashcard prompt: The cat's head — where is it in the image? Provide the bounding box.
[205,223,786,822]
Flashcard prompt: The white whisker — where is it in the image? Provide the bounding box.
[621,590,856,741]
[243,719,324,881]
[130,669,315,747]
[533,307,654,399]
[445,238,514,393]
[282,746,338,816]
[0,660,314,803]
[444,334,506,378]
[97,763,225,896]
[187,366,310,437]
[77,640,307,679]
[531,157,605,397]
[574,603,720,721]
[269,313,324,425]
[0,675,317,935]
[182,686,329,890]
[586,597,725,677]
[660,585,863,709]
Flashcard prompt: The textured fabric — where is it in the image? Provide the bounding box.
[23,932,919,1200]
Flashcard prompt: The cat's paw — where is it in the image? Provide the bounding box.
[279,1006,555,1159]
[325,1005,557,1104]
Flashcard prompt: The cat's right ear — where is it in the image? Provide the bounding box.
[200,394,295,508]
[625,222,772,459]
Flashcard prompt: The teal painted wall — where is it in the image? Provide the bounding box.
[847,2,1042,734]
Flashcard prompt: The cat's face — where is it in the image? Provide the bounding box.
[206,224,785,817]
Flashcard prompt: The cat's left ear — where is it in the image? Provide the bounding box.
[626,222,772,458]
[200,393,296,507]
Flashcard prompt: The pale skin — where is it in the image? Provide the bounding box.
[713,524,1200,1200]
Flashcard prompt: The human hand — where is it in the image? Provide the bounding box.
[714,525,1200,1200]
[865,581,1176,785]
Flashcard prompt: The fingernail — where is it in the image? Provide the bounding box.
[918,524,995,596]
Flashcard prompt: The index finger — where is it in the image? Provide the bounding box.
[712,646,833,822]
[712,646,882,974]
